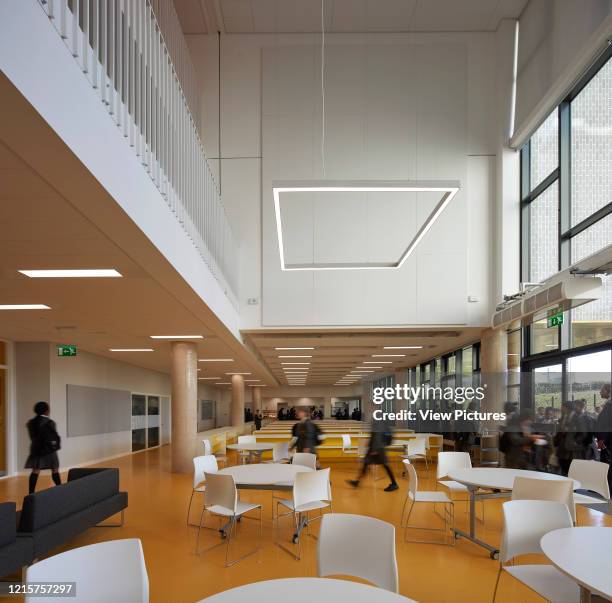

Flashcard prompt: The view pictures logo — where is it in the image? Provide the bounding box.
[372,384,486,405]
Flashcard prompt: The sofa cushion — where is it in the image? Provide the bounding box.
[0,503,16,548]
[23,492,127,558]
[18,468,120,532]
[0,536,33,578]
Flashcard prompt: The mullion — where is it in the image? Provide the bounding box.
[560,202,612,240]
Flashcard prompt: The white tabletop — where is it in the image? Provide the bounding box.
[198,578,416,602]
[541,527,612,599]
[226,442,275,452]
[448,468,580,491]
[218,463,313,486]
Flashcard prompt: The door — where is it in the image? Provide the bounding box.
[147,396,160,448]
[131,394,147,452]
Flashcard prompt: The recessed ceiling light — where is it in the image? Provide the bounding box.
[244,379,260,382]
[225,372,252,375]
[356,366,381,369]
[199,377,221,380]
[151,335,203,339]
[19,269,122,278]
[249,384,267,387]
[281,362,310,365]
[273,180,459,270]
[275,347,315,350]
[278,355,312,358]
[0,304,50,310]
[199,358,233,362]
[351,371,374,373]
[372,354,405,357]
[364,361,392,364]
[109,348,154,352]
[383,346,423,349]
[215,382,231,385]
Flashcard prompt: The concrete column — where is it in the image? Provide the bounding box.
[323,396,333,419]
[230,374,245,427]
[252,386,262,411]
[480,327,508,416]
[170,341,198,473]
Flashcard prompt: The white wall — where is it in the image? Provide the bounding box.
[48,348,171,469]
[187,32,500,329]
[513,0,612,145]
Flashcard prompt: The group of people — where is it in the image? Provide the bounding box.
[277,406,323,421]
[500,384,612,488]
[333,406,362,421]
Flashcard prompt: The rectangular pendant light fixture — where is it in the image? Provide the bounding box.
[19,269,122,278]
[273,180,460,270]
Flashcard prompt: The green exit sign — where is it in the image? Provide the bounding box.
[57,344,77,357]
[547,311,564,328]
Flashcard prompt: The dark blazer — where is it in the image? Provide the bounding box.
[26,415,61,456]
[291,419,321,452]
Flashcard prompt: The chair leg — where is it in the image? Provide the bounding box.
[403,500,415,540]
[400,497,409,526]
[187,490,195,525]
[492,566,502,603]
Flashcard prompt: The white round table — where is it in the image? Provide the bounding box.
[541,527,612,602]
[198,578,416,602]
[448,467,580,491]
[218,463,313,490]
[226,442,275,463]
[447,468,580,559]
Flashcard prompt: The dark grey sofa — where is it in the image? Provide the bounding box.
[0,502,33,577]
[17,467,127,559]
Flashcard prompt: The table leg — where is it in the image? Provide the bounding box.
[452,486,504,559]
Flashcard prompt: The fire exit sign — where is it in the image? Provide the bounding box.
[57,344,77,357]
[547,310,564,328]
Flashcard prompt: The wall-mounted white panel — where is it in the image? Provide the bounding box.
[262,41,472,325]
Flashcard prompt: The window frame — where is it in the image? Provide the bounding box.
[521,44,612,361]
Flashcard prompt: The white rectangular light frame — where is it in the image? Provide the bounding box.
[19,269,122,278]
[0,304,50,310]
[273,180,460,270]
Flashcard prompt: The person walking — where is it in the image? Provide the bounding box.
[596,383,612,491]
[291,407,322,454]
[347,421,398,492]
[25,401,61,494]
[254,410,263,431]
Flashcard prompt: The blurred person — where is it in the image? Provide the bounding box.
[554,401,576,475]
[572,399,596,460]
[503,410,539,470]
[254,410,263,431]
[291,407,322,454]
[347,421,398,492]
[596,383,612,491]
[25,401,61,494]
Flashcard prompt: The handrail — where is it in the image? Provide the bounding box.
[37,0,238,306]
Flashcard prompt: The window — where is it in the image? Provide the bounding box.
[530,109,558,189]
[570,58,612,226]
[521,49,612,358]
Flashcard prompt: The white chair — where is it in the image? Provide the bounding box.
[196,472,262,566]
[568,459,611,509]
[341,434,359,455]
[292,452,318,470]
[402,437,429,472]
[401,460,454,545]
[318,513,398,593]
[187,455,218,526]
[26,539,148,603]
[437,451,484,520]
[493,499,580,603]
[202,438,227,466]
[275,468,331,560]
[264,441,291,463]
[237,434,257,464]
[511,476,576,523]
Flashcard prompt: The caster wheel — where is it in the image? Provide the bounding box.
[490,550,499,560]
[219,529,226,539]
[292,534,298,544]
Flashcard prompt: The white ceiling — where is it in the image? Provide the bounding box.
[0,138,270,385]
[243,327,482,386]
[178,0,528,34]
